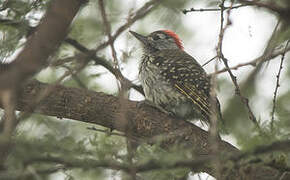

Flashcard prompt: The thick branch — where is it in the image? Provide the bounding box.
[0,0,86,89]
[0,80,285,179]
[0,0,86,170]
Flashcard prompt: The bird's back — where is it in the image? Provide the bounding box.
[139,49,212,121]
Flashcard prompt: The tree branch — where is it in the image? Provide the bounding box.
[0,0,87,89]
[270,40,290,130]
[64,38,144,95]
[182,4,249,14]
[0,0,86,169]
[211,45,290,75]
[93,0,161,52]
[0,80,286,179]
[216,0,258,128]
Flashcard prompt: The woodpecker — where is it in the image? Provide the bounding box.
[130,30,221,124]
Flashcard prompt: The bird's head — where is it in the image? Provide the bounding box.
[130,30,183,52]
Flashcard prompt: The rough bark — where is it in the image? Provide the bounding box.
[0,0,86,171]
[0,0,287,178]
[0,80,284,180]
[0,0,86,89]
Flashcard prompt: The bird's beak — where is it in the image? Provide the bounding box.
[129,31,148,45]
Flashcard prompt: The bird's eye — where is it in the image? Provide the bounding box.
[152,35,160,41]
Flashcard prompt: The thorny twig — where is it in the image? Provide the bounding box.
[211,45,290,75]
[231,139,290,162]
[8,139,290,178]
[0,137,288,180]
[63,0,156,96]
[63,1,160,95]
[26,155,212,174]
[216,0,258,128]
[0,165,66,180]
[99,0,123,91]
[0,65,88,165]
[98,1,146,179]
[182,4,248,14]
[209,45,220,180]
[98,0,117,67]
[64,38,144,95]
[209,1,234,178]
[0,1,151,96]
[0,0,85,169]
[93,0,160,53]
[270,40,290,131]
[136,137,290,172]
[16,56,90,124]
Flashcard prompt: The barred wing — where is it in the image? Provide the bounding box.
[153,49,212,120]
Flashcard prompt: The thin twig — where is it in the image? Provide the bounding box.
[16,56,90,123]
[231,139,290,161]
[64,38,144,95]
[87,126,125,137]
[62,0,160,96]
[98,2,143,179]
[99,0,123,91]
[98,0,118,67]
[62,1,160,96]
[32,139,290,172]
[26,156,130,172]
[2,139,290,179]
[182,4,248,14]
[209,41,220,180]
[93,0,160,53]
[202,56,217,67]
[216,0,258,128]
[0,0,85,169]
[210,1,231,178]
[0,165,66,180]
[270,40,290,131]
[211,18,286,76]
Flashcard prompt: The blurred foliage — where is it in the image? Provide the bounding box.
[0,0,290,179]
[0,0,49,61]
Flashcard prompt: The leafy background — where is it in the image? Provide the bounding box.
[0,0,290,179]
